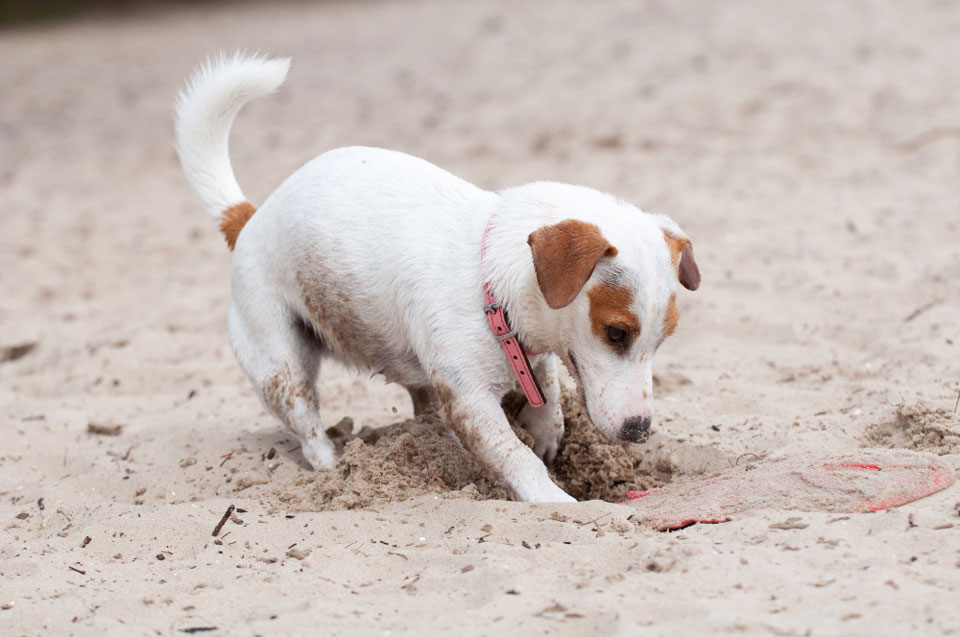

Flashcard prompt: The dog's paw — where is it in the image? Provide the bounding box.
[529,418,564,465]
[516,480,576,503]
[533,434,560,465]
[519,404,564,465]
[301,437,337,470]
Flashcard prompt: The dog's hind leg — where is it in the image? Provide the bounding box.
[407,386,438,416]
[227,299,336,470]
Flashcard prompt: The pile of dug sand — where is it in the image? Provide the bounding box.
[274,394,960,516]
[864,403,960,456]
[276,391,661,510]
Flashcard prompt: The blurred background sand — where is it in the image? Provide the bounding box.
[1,1,959,634]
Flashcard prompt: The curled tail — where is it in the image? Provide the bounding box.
[174,52,290,249]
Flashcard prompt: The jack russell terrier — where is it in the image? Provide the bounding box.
[174,54,700,502]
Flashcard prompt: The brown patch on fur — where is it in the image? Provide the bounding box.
[663,233,686,269]
[587,283,640,341]
[528,220,618,309]
[434,383,455,408]
[663,293,679,337]
[435,383,524,477]
[662,232,701,291]
[262,364,315,422]
[220,201,257,250]
[435,383,481,454]
[296,266,426,385]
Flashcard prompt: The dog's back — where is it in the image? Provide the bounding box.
[175,54,497,386]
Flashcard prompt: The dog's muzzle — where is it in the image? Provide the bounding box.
[618,416,651,442]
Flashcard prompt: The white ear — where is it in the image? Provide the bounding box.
[653,214,687,241]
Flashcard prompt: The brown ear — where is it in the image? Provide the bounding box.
[678,243,700,290]
[663,233,701,291]
[527,220,618,309]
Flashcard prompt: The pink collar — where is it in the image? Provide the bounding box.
[480,217,545,408]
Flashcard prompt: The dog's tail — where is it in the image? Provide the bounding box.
[174,52,290,250]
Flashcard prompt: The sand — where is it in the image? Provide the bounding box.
[1,0,959,634]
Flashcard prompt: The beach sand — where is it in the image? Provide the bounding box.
[1,1,959,633]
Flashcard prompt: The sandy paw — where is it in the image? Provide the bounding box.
[301,436,337,470]
[516,480,576,503]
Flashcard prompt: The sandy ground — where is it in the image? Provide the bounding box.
[2,0,960,634]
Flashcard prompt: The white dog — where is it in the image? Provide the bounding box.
[175,54,700,502]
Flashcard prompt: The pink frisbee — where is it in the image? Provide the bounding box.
[624,449,956,531]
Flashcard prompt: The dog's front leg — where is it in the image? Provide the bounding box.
[517,354,564,464]
[437,386,574,502]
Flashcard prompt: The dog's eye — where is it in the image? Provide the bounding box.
[605,325,626,344]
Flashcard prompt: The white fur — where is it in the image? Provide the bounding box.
[175,53,695,502]
[175,53,290,218]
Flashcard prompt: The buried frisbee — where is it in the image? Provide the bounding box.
[623,449,955,531]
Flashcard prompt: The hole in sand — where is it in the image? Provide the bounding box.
[275,391,731,511]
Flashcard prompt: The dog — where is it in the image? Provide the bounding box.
[174,53,700,502]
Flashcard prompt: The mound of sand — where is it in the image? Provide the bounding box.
[4,1,960,633]
[277,392,663,510]
[864,403,960,455]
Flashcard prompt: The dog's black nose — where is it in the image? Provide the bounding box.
[619,416,651,442]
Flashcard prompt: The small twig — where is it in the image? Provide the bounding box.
[401,574,421,591]
[87,422,123,436]
[577,513,612,527]
[68,565,86,575]
[953,389,959,414]
[735,452,762,466]
[1,342,37,363]
[218,451,234,468]
[211,504,235,537]
[770,517,808,530]
[903,299,942,323]
[894,127,960,153]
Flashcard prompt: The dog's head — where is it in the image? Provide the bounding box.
[524,188,700,443]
